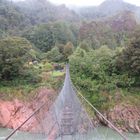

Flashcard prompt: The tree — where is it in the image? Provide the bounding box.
[79,21,117,49]
[0,37,33,80]
[56,43,65,54]
[23,22,78,52]
[63,42,74,61]
[0,29,7,38]
[23,24,55,52]
[116,29,140,86]
[0,0,25,32]
[79,40,91,52]
[52,21,77,45]
[46,47,63,62]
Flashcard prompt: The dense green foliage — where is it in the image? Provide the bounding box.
[69,43,139,109]
[23,22,77,52]
[0,61,64,101]
[46,47,63,62]
[116,30,140,86]
[0,0,28,34]
[23,24,55,52]
[46,41,74,62]
[0,37,34,80]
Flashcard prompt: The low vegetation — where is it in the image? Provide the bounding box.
[0,59,64,101]
[69,33,140,110]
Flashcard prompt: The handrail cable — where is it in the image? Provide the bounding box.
[76,89,128,140]
[5,102,48,140]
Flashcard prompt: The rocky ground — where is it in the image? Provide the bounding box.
[0,88,56,132]
[98,104,140,133]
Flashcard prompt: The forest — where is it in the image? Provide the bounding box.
[0,0,140,133]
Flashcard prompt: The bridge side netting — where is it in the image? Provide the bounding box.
[7,65,104,140]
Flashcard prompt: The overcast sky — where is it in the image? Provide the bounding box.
[12,0,140,6]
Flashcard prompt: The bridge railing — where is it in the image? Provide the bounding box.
[72,84,128,140]
[5,102,47,140]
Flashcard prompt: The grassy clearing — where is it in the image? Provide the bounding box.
[0,85,36,101]
[49,70,65,77]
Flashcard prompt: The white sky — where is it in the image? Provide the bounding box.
[12,0,140,6]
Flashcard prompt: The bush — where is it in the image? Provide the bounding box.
[69,45,136,109]
[0,37,34,80]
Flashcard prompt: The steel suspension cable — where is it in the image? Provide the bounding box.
[75,87,128,140]
[5,102,49,140]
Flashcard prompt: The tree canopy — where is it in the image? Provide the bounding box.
[0,37,34,80]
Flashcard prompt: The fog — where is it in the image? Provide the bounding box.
[11,0,140,6]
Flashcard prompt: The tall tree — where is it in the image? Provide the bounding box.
[23,24,55,52]
[0,37,33,80]
[63,42,74,61]
[116,28,140,86]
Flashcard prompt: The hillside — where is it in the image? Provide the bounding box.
[74,0,140,20]
[105,11,137,32]
[7,0,140,25]
[15,0,79,23]
[0,0,79,36]
[1,0,140,35]
[78,10,137,48]
[0,0,26,34]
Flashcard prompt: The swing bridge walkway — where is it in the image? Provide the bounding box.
[5,65,128,140]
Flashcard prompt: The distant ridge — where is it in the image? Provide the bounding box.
[72,0,140,20]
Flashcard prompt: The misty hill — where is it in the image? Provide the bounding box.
[75,0,140,20]
[0,0,26,32]
[105,10,137,32]
[78,10,137,48]
[3,0,140,25]
[16,0,79,24]
[0,0,79,35]
[99,0,135,15]
[1,0,140,37]
[14,0,140,23]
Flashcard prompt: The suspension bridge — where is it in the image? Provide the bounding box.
[5,64,128,140]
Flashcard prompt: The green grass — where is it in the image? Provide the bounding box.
[52,71,64,77]
[75,84,140,113]
[121,88,140,106]
[0,76,64,101]
[0,84,36,101]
